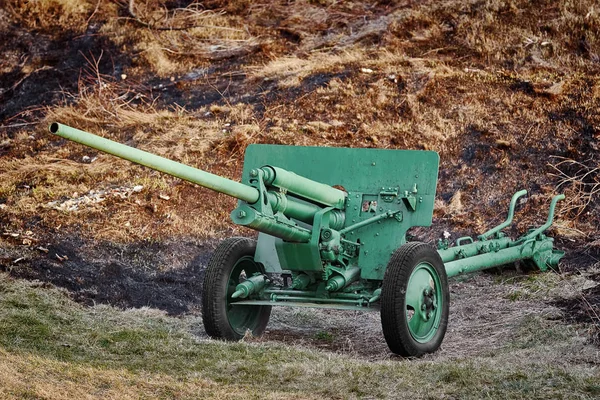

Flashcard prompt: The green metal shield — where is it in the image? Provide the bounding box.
[242,144,439,281]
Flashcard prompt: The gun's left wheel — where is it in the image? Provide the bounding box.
[202,237,271,340]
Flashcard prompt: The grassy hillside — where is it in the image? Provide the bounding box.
[0,1,599,398]
[1,0,598,242]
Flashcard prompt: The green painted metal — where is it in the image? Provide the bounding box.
[444,236,555,277]
[325,266,361,291]
[232,300,380,312]
[49,122,567,356]
[231,273,268,299]
[275,240,322,271]
[406,262,443,343]
[261,166,346,208]
[49,123,565,298]
[437,237,512,263]
[478,190,527,240]
[265,191,325,226]
[241,144,440,280]
[440,192,565,277]
[517,194,565,242]
[50,123,324,243]
[291,273,311,290]
[231,203,312,243]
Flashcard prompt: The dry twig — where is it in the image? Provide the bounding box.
[549,156,600,217]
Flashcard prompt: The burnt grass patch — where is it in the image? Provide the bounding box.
[0,21,130,124]
[554,270,600,345]
[1,236,215,316]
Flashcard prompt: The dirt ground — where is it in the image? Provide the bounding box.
[1,232,598,361]
[1,0,599,359]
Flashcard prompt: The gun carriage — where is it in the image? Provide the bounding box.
[49,122,564,357]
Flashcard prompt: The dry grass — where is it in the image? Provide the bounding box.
[6,0,97,32]
[0,272,598,399]
[0,350,218,400]
[1,0,598,245]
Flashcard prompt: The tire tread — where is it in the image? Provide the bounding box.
[380,242,449,357]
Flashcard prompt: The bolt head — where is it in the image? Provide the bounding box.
[421,304,427,311]
[250,169,258,177]
[238,210,247,218]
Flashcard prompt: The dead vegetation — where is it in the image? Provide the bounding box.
[0,0,597,255]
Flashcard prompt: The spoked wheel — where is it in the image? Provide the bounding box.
[202,237,271,340]
[381,242,449,357]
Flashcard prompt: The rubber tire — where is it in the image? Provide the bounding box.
[380,242,449,357]
[202,237,271,340]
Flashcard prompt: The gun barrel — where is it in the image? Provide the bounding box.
[49,123,260,203]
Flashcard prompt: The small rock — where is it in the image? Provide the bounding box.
[159,194,170,201]
[361,68,374,74]
[496,139,511,148]
[121,74,127,80]
[307,121,332,131]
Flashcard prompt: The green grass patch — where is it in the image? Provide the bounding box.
[0,273,598,399]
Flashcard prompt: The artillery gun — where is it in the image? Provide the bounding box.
[48,122,565,357]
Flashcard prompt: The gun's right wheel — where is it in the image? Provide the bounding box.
[380,242,449,357]
[202,237,271,340]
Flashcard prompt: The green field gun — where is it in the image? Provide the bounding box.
[48,122,565,357]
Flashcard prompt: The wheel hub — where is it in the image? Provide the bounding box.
[405,262,443,343]
[421,287,436,321]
